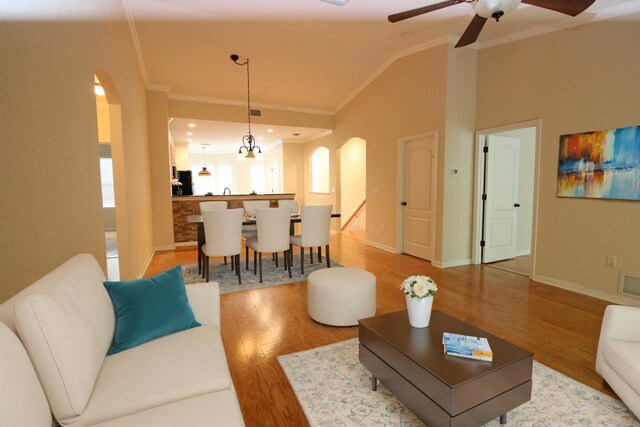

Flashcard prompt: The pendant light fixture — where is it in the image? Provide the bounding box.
[231,54,263,161]
[198,144,211,176]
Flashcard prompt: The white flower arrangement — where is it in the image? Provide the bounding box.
[401,275,437,299]
[170,178,182,187]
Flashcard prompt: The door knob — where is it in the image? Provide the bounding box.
[401,202,407,206]
[514,203,520,207]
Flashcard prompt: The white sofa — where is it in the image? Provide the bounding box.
[596,304,640,419]
[0,254,245,427]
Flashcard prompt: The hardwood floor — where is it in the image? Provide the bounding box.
[146,234,614,427]
[485,255,530,277]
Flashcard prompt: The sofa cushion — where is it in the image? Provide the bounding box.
[14,254,115,420]
[603,340,640,396]
[91,389,244,427]
[0,322,53,427]
[104,265,200,355]
[62,324,233,426]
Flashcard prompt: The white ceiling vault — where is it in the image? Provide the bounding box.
[4,0,640,150]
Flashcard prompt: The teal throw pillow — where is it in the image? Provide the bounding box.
[104,265,200,355]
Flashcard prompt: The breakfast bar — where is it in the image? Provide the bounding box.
[172,193,295,244]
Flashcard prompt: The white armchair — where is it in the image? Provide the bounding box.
[596,304,640,418]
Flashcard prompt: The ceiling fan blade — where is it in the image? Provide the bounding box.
[455,14,488,48]
[521,0,595,16]
[388,0,463,23]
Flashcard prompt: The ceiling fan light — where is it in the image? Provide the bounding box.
[476,0,521,19]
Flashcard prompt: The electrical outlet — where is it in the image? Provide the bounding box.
[606,255,617,268]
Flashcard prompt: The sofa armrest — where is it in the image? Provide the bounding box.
[596,305,640,371]
[185,282,220,329]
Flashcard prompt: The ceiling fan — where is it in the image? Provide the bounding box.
[389,0,596,48]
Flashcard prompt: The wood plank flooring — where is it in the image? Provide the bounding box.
[145,234,614,427]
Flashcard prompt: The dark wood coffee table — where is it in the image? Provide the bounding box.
[359,310,532,427]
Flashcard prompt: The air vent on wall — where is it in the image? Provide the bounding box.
[619,273,640,298]
[250,108,262,117]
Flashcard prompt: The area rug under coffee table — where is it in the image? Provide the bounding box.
[278,338,640,427]
[182,254,343,294]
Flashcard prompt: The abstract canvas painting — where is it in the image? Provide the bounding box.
[557,125,640,200]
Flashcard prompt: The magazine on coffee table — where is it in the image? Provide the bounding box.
[443,332,493,362]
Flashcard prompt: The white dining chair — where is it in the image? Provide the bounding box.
[199,201,229,275]
[289,205,333,274]
[242,200,270,270]
[278,199,298,215]
[245,208,292,283]
[202,208,244,284]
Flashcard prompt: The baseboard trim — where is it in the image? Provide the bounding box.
[433,259,472,269]
[154,244,176,251]
[533,274,640,307]
[175,241,198,247]
[137,250,156,278]
[364,240,400,254]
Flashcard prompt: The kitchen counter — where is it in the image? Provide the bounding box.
[172,193,295,244]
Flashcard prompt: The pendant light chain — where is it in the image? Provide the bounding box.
[246,58,251,135]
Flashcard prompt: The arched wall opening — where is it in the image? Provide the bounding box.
[94,70,129,279]
[338,137,366,240]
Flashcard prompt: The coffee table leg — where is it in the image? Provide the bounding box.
[500,413,507,424]
[371,374,377,391]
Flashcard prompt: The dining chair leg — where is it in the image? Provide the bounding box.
[300,246,304,275]
[224,256,227,265]
[318,246,322,263]
[310,247,313,264]
[205,256,210,282]
[275,253,279,268]
[236,254,242,285]
[254,250,258,275]
[259,252,263,283]
[289,244,293,266]
[326,245,331,268]
[286,250,292,278]
[245,246,249,270]
[231,255,235,271]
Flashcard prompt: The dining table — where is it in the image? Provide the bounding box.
[187,213,341,275]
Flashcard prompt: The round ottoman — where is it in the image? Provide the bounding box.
[307,268,376,326]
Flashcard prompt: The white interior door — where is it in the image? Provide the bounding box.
[402,134,436,261]
[483,135,520,263]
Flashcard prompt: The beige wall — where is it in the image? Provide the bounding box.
[147,90,174,249]
[476,16,640,299]
[283,143,305,207]
[0,14,152,302]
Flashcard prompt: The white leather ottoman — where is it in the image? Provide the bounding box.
[307,268,376,326]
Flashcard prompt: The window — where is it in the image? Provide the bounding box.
[311,147,330,193]
[215,165,232,194]
[99,158,115,207]
[250,164,265,193]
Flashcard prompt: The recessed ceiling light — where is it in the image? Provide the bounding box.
[267,129,274,133]
[188,123,196,128]
[320,0,350,5]
[187,132,193,136]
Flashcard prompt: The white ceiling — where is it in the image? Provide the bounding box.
[4,0,640,148]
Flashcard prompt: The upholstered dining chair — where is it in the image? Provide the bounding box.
[242,200,270,270]
[199,201,229,275]
[245,208,292,283]
[289,205,333,274]
[202,208,244,284]
[278,199,298,215]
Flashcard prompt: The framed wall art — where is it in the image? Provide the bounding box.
[557,125,640,201]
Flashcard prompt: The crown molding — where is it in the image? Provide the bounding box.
[146,84,171,93]
[168,93,334,116]
[122,0,149,85]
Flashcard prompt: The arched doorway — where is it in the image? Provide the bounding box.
[339,137,366,241]
[94,71,127,280]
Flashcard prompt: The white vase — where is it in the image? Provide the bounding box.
[405,294,433,328]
